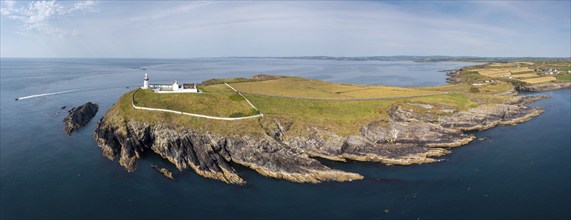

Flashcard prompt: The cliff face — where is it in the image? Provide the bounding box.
[94,101,543,184]
[94,119,363,184]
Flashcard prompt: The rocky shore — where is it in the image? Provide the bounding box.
[64,102,99,135]
[93,98,543,184]
[515,82,571,92]
[445,69,462,84]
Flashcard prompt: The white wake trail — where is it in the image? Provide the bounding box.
[15,85,138,101]
[15,89,81,100]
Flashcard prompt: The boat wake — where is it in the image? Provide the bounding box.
[15,90,81,101]
[15,86,136,101]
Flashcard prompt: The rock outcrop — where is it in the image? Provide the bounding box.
[439,104,543,131]
[516,82,571,92]
[151,165,174,179]
[93,99,543,184]
[507,95,549,105]
[94,120,363,185]
[64,102,99,135]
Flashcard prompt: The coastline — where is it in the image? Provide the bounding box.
[92,62,552,184]
[515,82,571,92]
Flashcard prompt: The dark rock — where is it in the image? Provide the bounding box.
[64,102,99,135]
[151,165,174,179]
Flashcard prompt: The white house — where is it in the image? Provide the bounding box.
[141,74,199,93]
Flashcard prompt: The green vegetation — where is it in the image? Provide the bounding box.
[133,89,257,118]
[469,87,481,93]
[245,92,476,136]
[202,77,253,85]
[556,74,571,82]
[105,90,265,136]
[455,70,491,83]
[105,69,532,137]
[197,84,234,93]
[202,74,283,85]
[511,71,534,75]
[463,60,570,85]
[230,77,441,99]
[507,79,529,87]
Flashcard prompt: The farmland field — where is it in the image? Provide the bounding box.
[229,77,442,99]
[512,73,539,79]
[520,76,556,84]
[556,74,571,82]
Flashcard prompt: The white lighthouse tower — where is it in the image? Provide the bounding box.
[143,73,149,89]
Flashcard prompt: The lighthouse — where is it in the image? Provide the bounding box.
[143,73,149,89]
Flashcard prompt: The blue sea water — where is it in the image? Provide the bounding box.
[0,58,569,219]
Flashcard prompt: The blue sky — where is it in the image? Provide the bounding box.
[1,0,569,58]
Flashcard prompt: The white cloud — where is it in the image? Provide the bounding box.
[0,0,97,35]
[0,0,16,15]
[127,1,216,23]
[69,0,96,13]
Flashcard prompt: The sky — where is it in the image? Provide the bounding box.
[0,0,570,58]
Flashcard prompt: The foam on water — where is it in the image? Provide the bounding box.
[15,90,81,100]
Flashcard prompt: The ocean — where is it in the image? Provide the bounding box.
[1,58,569,219]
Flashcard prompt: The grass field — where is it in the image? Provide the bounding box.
[477,69,510,77]
[107,89,477,137]
[489,62,534,67]
[246,92,475,136]
[202,77,253,85]
[508,67,533,73]
[466,61,571,85]
[512,73,539,79]
[520,76,556,84]
[196,84,234,93]
[417,80,513,95]
[556,74,571,82]
[105,90,265,136]
[229,77,441,99]
[133,89,258,118]
[475,67,531,77]
[105,72,524,137]
[511,71,535,75]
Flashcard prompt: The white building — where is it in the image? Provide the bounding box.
[142,74,199,93]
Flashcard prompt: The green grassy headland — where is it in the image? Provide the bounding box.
[104,71,526,137]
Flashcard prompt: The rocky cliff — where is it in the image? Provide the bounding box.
[93,98,543,184]
[516,82,571,92]
[64,102,99,135]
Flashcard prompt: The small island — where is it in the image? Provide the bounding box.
[93,61,569,184]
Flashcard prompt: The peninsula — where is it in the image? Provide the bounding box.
[93,61,569,184]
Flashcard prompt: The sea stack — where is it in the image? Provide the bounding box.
[64,102,99,135]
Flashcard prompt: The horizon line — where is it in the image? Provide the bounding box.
[1,55,570,60]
